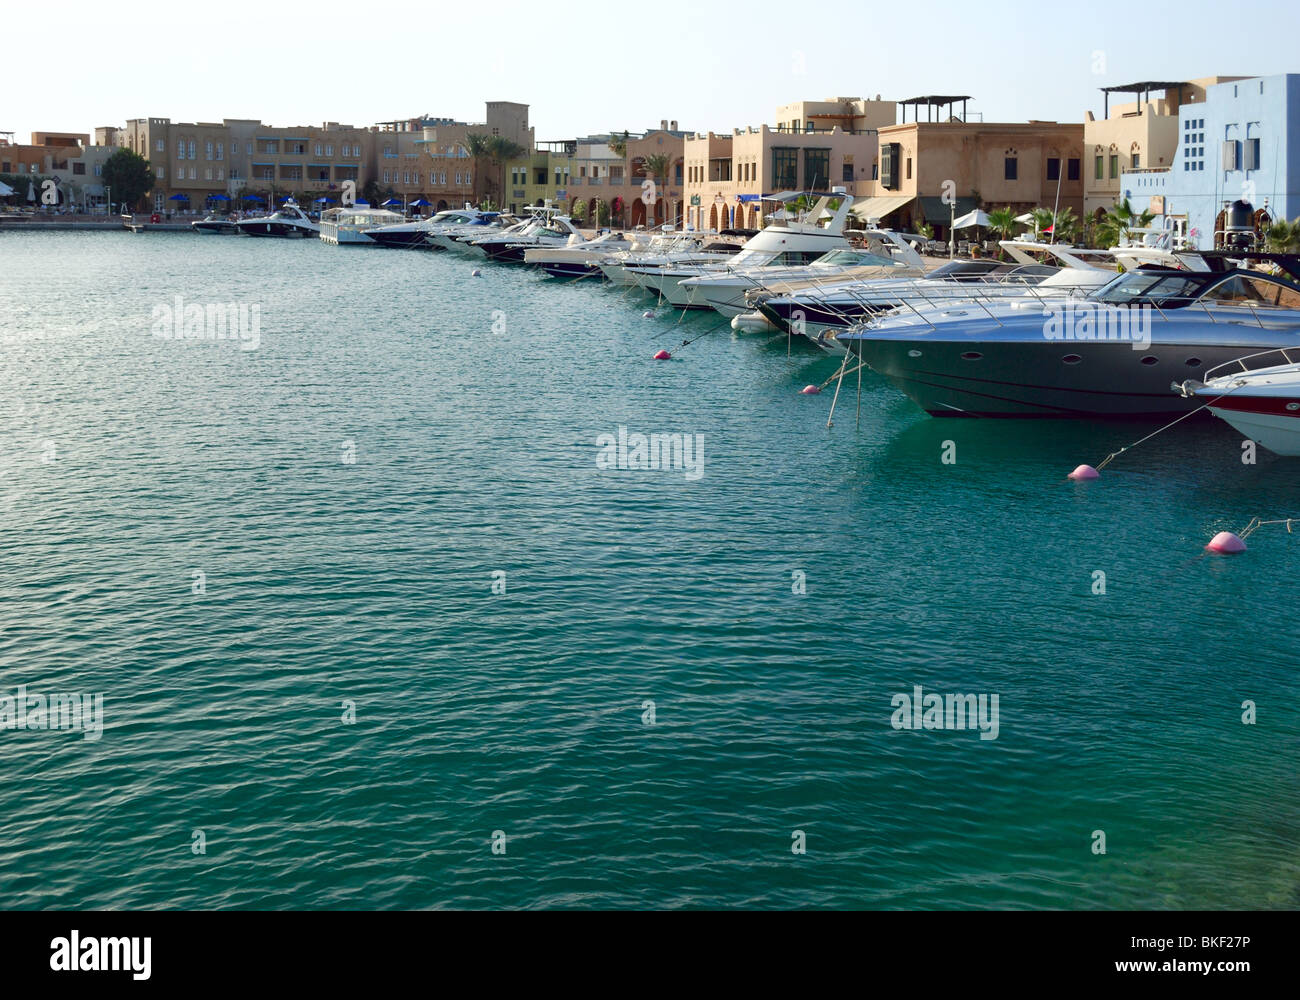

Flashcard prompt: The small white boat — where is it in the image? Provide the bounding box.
[1181,348,1300,455]
[319,206,407,245]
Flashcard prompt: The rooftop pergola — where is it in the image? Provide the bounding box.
[1100,81,1186,119]
[898,95,971,123]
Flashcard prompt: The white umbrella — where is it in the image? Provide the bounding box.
[1014,212,1035,225]
[952,209,991,230]
[27,181,36,203]
[0,180,13,197]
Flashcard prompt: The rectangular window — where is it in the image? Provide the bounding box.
[803,148,830,188]
[73,161,85,175]
[326,145,333,157]
[1245,137,1260,170]
[905,157,912,180]
[188,140,196,159]
[1046,157,1060,181]
[1222,140,1239,170]
[315,143,322,156]
[1094,155,1103,180]
[842,163,853,182]
[205,167,212,180]
[880,145,901,189]
[1108,154,1118,179]
[772,147,798,189]
[1004,157,1018,180]
[205,141,213,159]
[1131,153,1140,169]
[231,141,239,154]
[156,138,165,152]
[216,143,223,160]
[1067,157,1080,181]
[177,138,185,159]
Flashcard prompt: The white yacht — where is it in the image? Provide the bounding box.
[754,240,1163,353]
[635,189,856,308]
[1179,347,1300,455]
[367,208,497,250]
[681,231,928,318]
[319,206,407,245]
[598,233,741,287]
[523,231,644,279]
[468,212,585,263]
[234,198,319,238]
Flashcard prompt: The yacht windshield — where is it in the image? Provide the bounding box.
[815,250,901,268]
[1090,272,1207,308]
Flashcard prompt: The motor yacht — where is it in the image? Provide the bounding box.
[234,199,319,238]
[319,206,407,245]
[1177,346,1300,454]
[755,241,1158,354]
[468,212,585,263]
[367,208,498,250]
[837,251,1300,417]
[191,214,240,235]
[523,231,643,279]
[635,189,856,308]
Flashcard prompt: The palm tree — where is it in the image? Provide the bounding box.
[1029,207,1055,241]
[1051,206,1080,244]
[485,136,526,210]
[1264,217,1300,253]
[985,207,1020,258]
[465,133,490,207]
[643,152,670,226]
[1103,197,1155,245]
[607,130,629,158]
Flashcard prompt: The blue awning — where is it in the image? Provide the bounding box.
[736,193,762,203]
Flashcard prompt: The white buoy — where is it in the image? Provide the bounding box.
[471,269,482,277]
[642,310,654,319]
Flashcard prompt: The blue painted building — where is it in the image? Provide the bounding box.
[1119,73,1300,249]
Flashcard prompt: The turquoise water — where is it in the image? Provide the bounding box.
[0,230,1296,909]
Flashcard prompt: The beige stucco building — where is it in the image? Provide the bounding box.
[1082,77,1247,219]
[1,131,116,210]
[680,96,895,231]
[851,117,1085,237]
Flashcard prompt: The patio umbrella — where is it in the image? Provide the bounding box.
[314,197,336,205]
[243,193,264,202]
[354,200,370,207]
[210,193,230,202]
[1014,213,1035,225]
[952,209,991,229]
[381,198,401,207]
[0,180,14,197]
[169,193,188,201]
[409,198,431,207]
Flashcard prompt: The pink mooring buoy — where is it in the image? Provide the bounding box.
[800,385,821,395]
[653,349,671,361]
[1206,531,1247,555]
[1068,464,1100,480]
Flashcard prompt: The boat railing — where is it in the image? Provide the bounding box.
[1203,347,1300,382]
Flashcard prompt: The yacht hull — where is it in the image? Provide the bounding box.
[847,338,1288,417]
[1205,397,1300,455]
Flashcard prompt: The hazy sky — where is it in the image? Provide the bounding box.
[6,0,1298,144]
